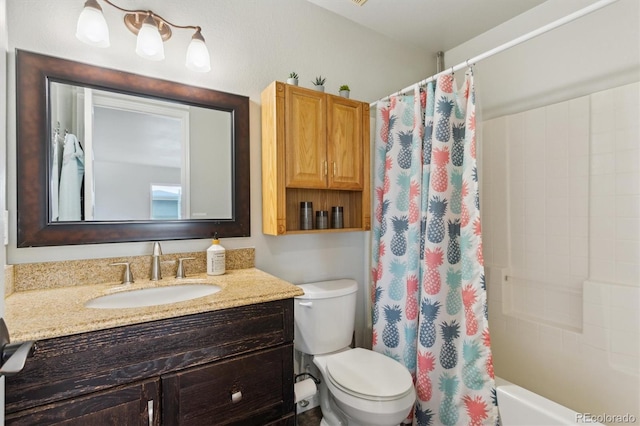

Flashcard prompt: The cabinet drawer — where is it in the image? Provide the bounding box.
[162,345,294,425]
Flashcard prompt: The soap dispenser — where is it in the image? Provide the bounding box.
[206,233,226,276]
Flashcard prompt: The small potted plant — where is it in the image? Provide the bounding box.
[339,85,350,98]
[312,76,326,92]
[287,72,299,86]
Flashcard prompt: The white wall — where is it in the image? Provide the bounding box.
[93,162,180,220]
[5,0,434,347]
[446,0,640,120]
[445,0,639,422]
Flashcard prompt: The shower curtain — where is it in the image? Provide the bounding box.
[372,72,497,425]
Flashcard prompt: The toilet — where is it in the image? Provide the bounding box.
[294,279,416,426]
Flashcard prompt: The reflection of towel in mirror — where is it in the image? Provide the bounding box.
[50,134,63,221]
[58,133,85,221]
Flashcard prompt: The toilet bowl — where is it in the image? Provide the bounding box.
[314,347,415,426]
[294,279,416,426]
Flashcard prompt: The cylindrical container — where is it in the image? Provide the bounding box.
[300,201,313,230]
[315,210,328,229]
[206,235,225,275]
[331,206,344,229]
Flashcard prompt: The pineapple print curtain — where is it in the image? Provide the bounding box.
[372,72,497,425]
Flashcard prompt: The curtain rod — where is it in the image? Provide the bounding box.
[370,0,620,107]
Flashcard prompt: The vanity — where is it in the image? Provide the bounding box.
[4,266,303,425]
[7,49,303,424]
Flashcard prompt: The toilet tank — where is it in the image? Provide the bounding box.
[294,279,357,355]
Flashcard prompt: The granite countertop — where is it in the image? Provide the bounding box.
[5,268,303,342]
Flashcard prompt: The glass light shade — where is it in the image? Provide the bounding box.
[186,36,211,72]
[135,16,165,61]
[76,1,110,48]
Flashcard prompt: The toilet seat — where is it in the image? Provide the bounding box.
[325,348,413,402]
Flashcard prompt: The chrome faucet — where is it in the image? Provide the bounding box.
[150,241,162,281]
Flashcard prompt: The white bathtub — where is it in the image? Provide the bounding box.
[496,377,604,425]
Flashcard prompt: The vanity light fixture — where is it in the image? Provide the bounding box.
[76,0,211,72]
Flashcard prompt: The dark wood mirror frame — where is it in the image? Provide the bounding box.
[16,50,250,247]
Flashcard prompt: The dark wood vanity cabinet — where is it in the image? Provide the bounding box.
[5,299,295,425]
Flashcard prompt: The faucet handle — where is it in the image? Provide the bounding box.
[110,262,134,284]
[176,257,195,279]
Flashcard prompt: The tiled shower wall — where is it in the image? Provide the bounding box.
[589,84,640,286]
[509,94,589,329]
[481,82,639,418]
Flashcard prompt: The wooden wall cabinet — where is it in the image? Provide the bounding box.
[5,300,295,426]
[262,81,370,235]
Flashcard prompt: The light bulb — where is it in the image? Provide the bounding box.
[135,15,165,61]
[76,0,110,48]
[186,30,211,72]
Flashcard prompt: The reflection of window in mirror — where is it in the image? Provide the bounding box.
[151,184,182,220]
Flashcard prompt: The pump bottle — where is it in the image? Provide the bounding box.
[206,233,225,275]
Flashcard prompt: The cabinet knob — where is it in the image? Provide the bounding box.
[231,390,243,403]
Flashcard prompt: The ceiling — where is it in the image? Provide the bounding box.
[307,0,547,57]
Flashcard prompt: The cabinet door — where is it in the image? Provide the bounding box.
[327,96,364,190]
[5,379,160,426]
[162,345,294,426]
[284,86,327,189]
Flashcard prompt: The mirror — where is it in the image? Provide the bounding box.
[16,50,250,247]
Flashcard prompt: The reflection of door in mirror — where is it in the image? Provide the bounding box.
[49,82,233,222]
[91,92,188,221]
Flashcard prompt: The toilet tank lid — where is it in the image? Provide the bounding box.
[295,279,357,299]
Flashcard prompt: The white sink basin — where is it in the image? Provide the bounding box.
[85,284,222,309]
